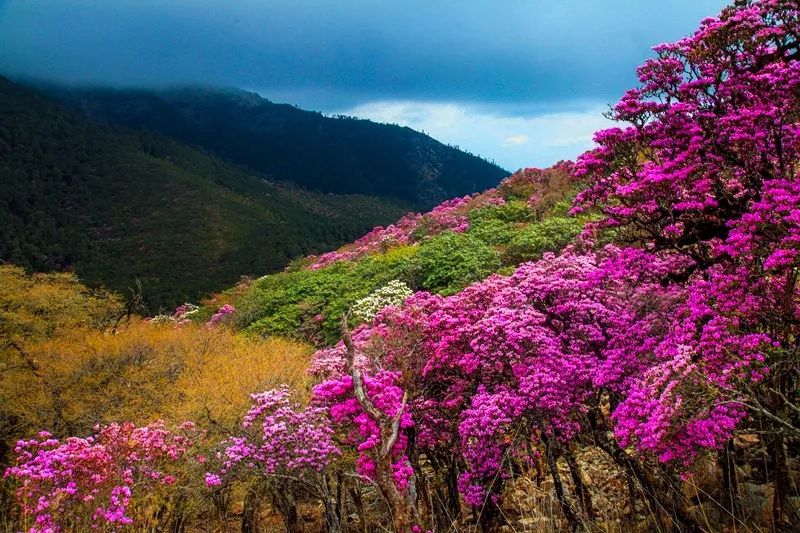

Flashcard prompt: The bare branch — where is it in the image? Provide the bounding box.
[5,340,40,376]
[341,314,382,421]
[380,391,407,459]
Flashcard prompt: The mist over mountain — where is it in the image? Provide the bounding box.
[46,85,509,208]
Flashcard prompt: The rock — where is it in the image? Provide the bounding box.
[737,464,751,480]
[736,433,760,446]
[742,482,772,526]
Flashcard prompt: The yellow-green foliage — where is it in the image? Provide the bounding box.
[0,266,312,451]
[0,265,122,348]
[10,322,311,437]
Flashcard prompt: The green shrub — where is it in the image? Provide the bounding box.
[548,199,574,217]
[235,246,417,344]
[469,200,535,224]
[409,232,501,295]
[468,218,517,245]
[466,200,538,245]
[503,217,582,265]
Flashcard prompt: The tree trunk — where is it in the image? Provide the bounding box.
[321,473,342,533]
[168,498,188,533]
[341,317,423,532]
[719,439,741,524]
[271,487,301,533]
[212,489,230,529]
[374,460,416,532]
[770,433,792,528]
[241,488,261,533]
[445,457,462,520]
[428,452,462,529]
[564,446,594,521]
[588,404,700,531]
[477,501,502,533]
[544,437,580,531]
[348,485,367,533]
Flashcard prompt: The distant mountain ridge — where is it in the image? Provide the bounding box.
[0,77,410,309]
[45,85,509,207]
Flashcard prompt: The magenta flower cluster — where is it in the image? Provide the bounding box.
[206,386,340,486]
[313,369,415,488]
[5,422,194,532]
[305,0,799,506]
[306,238,770,502]
[206,304,236,326]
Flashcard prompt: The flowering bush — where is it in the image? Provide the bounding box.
[148,302,199,326]
[308,192,513,270]
[309,242,772,512]
[207,386,339,483]
[206,304,235,326]
[351,280,414,324]
[309,213,422,270]
[571,0,800,477]
[5,421,195,532]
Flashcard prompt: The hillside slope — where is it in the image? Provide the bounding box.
[46,85,510,207]
[0,77,409,310]
[202,164,583,345]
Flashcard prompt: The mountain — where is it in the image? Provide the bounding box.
[0,77,410,310]
[45,85,509,207]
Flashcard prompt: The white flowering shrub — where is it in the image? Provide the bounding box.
[351,280,413,324]
[148,303,200,326]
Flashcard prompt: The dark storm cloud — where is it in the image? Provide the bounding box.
[1,0,728,110]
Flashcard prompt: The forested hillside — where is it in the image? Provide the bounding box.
[221,164,582,346]
[47,85,509,207]
[0,78,409,310]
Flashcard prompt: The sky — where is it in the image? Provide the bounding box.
[0,0,729,170]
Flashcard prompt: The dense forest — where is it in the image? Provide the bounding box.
[0,77,411,310]
[45,85,509,207]
[3,1,800,532]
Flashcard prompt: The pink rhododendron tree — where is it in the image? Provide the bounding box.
[312,317,422,531]
[206,386,341,532]
[309,245,774,528]
[5,421,196,532]
[571,0,800,523]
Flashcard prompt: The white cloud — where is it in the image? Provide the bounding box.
[502,135,529,147]
[337,100,612,171]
